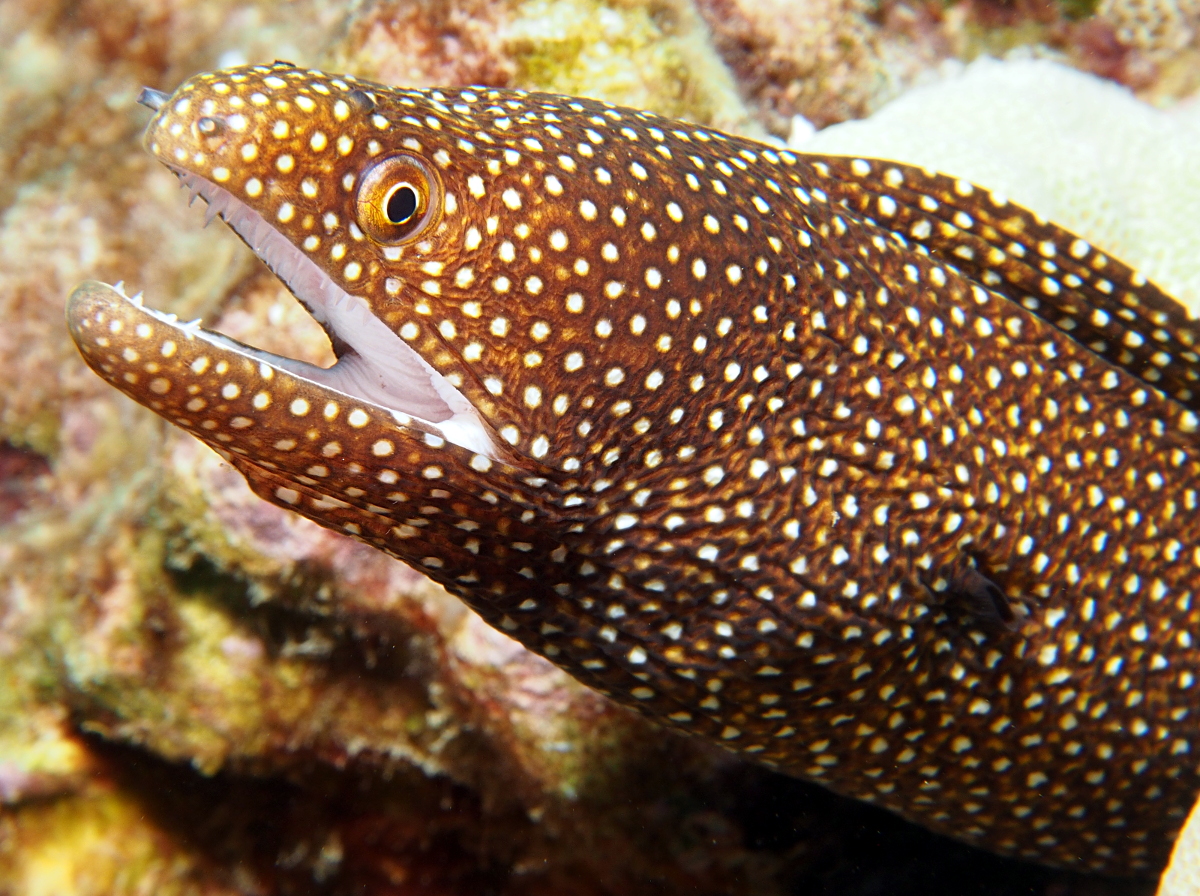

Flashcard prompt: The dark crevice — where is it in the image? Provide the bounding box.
[710,762,1156,896]
[65,642,1157,896]
[163,551,427,683]
[82,733,522,896]
[0,440,52,524]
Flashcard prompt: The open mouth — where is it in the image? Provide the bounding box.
[119,163,498,460]
[90,86,495,458]
[68,85,497,462]
[176,170,495,453]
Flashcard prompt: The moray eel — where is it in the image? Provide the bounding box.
[66,62,1200,874]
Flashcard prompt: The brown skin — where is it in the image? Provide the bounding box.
[68,62,1200,873]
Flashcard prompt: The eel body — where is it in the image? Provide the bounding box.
[66,63,1200,874]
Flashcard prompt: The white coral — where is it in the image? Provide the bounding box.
[798,57,1200,314]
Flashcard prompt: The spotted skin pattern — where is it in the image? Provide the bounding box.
[66,63,1200,874]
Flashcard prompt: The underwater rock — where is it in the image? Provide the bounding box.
[1096,0,1200,56]
[694,0,898,132]
[338,0,758,135]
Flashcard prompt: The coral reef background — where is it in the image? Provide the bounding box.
[2,0,1199,893]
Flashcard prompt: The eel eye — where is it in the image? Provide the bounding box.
[355,153,440,244]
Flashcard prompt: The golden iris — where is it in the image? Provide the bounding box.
[355,153,440,243]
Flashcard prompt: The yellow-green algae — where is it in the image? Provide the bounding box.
[0,791,232,896]
[505,0,757,135]
[53,504,450,778]
[0,664,89,801]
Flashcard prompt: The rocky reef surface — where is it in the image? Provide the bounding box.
[3,0,1199,893]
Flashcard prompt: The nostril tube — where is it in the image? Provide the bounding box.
[137,87,170,111]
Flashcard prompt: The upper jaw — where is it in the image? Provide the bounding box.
[130,67,498,459]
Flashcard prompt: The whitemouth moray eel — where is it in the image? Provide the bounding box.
[66,63,1200,874]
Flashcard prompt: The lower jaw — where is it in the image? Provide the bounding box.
[65,278,496,459]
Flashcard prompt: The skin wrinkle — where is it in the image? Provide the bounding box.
[65,62,1200,875]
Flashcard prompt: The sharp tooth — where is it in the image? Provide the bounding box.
[247,216,271,252]
[130,292,144,307]
[113,280,126,295]
[184,174,204,206]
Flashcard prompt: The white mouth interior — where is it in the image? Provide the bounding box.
[165,171,496,458]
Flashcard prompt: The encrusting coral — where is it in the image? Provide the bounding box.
[1096,0,1200,55]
